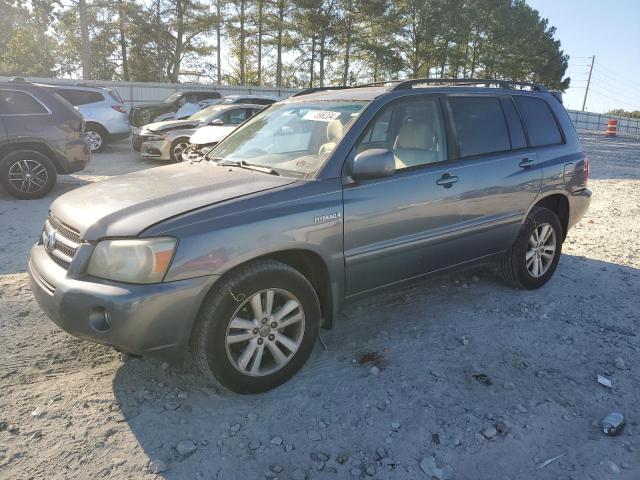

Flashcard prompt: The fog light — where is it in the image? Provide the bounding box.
[89,307,111,332]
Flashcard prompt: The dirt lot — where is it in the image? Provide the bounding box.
[0,133,638,480]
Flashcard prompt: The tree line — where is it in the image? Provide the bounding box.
[1,0,570,90]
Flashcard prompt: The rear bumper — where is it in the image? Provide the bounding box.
[28,244,216,362]
[108,130,131,142]
[56,139,90,174]
[568,188,592,230]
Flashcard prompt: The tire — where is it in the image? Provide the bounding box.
[170,138,190,163]
[500,206,563,289]
[85,123,108,153]
[192,260,321,394]
[0,150,57,199]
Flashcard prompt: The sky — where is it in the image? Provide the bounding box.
[527,0,640,113]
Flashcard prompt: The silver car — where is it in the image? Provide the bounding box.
[138,104,263,162]
[47,84,131,153]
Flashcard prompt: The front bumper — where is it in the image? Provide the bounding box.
[140,139,171,161]
[568,188,592,230]
[28,244,216,362]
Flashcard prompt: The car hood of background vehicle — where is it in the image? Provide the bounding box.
[49,163,296,241]
[190,125,236,145]
[146,119,201,133]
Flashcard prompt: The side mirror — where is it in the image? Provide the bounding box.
[210,118,224,126]
[351,149,395,181]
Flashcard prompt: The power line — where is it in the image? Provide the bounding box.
[594,61,639,89]
[589,88,640,110]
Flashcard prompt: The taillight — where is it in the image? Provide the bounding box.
[583,155,589,185]
[112,105,126,113]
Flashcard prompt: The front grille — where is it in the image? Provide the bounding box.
[43,214,81,270]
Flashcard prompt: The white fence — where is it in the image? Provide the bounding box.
[0,76,299,109]
[3,76,640,135]
[567,109,640,135]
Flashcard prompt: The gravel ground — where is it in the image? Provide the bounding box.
[0,133,638,480]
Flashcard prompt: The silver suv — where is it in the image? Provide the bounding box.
[46,84,131,152]
[29,79,591,393]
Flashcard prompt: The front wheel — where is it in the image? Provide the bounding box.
[192,260,320,393]
[500,207,563,289]
[170,138,190,163]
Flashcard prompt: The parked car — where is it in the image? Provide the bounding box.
[136,104,263,162]
[152,95,277,123]
[181,124,236,162]
[29,79,591,393]
[129,90,222,128]
[0,81,89,199]
[43,84,131,153]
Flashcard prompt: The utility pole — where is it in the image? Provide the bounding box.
[582,55,595,112]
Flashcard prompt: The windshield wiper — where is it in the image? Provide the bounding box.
[215,159,280,176]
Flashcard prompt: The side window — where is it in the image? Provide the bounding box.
[0,90,48,115]
[222,108,249,125]
[500,97,527,150]
[448,96,510,157]
[514,96,563,147]
[55,89,103,106]
[356,98,446,170]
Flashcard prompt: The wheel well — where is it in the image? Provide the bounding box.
[261,250,334,329]
[533,194,569,239]
[85,122,107,136]
[0,142,62,173]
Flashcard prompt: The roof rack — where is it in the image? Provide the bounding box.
[291,78,549,97]
[390,78,548,92]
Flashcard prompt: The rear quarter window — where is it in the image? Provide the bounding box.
[448,96,511,157]
[514,96,563,147]
[0,90,49,114]
[55,89,104,106]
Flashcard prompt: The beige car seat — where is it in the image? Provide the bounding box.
[393,121,441,168]
[318,120,343,157]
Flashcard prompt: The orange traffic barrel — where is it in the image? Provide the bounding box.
[605,119,618,137]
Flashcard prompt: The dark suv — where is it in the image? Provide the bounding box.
[0,81,89,199]
[129,90,222,127]
[29,79,590,393]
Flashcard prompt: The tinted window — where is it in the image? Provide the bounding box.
[356,98,446,170]
[514,96,562,147]
[449,96,510,157]
[500,97,527,149]
[55,89,103,106]
[0,90,48,114]
[246,98,274,105]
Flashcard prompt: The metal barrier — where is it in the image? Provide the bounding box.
[567,110,640,135]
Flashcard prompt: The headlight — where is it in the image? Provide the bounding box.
[87,238,177,284]
[145,134,165,141]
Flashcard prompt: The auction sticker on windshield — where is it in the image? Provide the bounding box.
[302,110,342,122]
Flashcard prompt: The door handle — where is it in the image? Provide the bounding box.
[436,174,459,188]
[519,157,537,168]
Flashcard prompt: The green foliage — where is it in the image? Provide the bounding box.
[0,0,570,90]
[606,109,640,119]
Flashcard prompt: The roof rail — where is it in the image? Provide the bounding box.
[390,78,548,92]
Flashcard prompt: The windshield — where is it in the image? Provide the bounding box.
[163,92,182,104]
[207,101,368,176]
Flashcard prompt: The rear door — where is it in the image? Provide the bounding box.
[0,88,52,138]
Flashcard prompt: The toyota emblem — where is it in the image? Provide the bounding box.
[44,229,57,252]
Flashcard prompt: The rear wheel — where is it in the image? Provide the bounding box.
[0,150,57,199]
[170,138,190,163]
[85,123,108,153]
[192,260,320,393]
[500,207,563,289]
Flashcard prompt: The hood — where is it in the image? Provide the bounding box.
[145,119,201,133]
[50,163,296,241]
[190,125,236,145]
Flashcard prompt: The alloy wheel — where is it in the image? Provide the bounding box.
[225,288,305,377]
[8,159,49,194]
[173,142,189,162]
[525,222,556,278]
[86,130,103,151]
